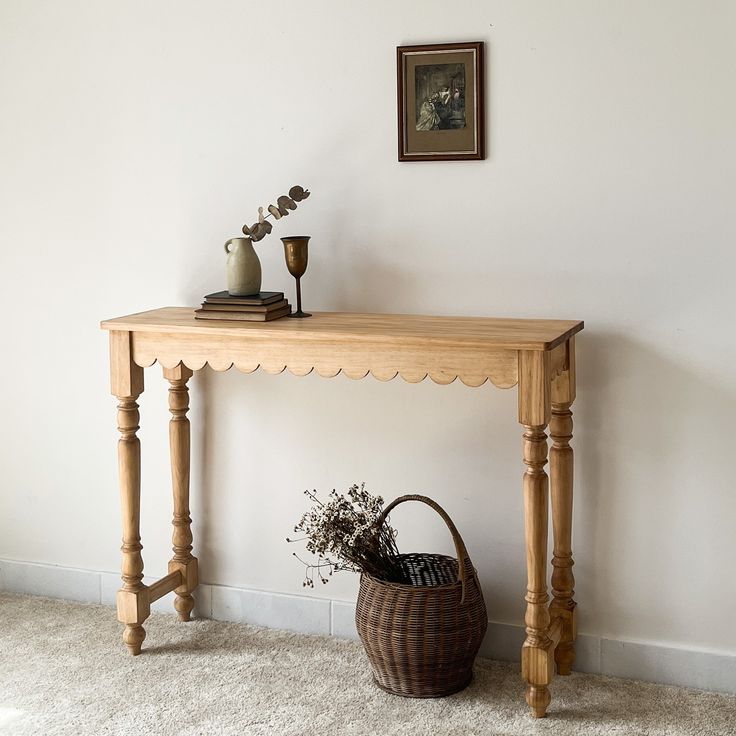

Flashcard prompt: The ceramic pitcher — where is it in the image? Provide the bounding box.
[225,237,262,296]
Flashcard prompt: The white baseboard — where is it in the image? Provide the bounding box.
[2,557,734,695]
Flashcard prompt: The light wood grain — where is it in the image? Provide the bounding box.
[551,336,576,405]
[102,307,583,351]
[103,308,583,716]
[147,571,183,603]
[109,331,144,398]
[101,308,583,388]
[110,331,148,655]
[549,338,577,676]
[518,351,551,426]
[518,348,553,717]
[163,364,198,622]
[520,422,553,718]
[130,330,519,389]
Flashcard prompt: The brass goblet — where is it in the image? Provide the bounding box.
[281,236,311,318]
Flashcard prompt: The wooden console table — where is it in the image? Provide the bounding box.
[101,307,583,718]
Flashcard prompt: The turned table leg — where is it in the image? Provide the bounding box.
[550,338,577,674]
[550,403,576,673]
[163,365,198,621]
[522,424,553,717]
[110,331,149,655]
[519,351,554,718]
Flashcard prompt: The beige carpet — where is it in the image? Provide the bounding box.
[0,593,734,736]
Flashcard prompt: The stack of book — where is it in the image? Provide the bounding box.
[194,291,292,321]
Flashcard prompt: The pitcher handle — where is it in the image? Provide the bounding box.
[224,239,234,254]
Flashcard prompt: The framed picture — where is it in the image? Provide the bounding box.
[397,41,485,162]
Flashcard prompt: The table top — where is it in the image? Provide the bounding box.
[101,307,583,351]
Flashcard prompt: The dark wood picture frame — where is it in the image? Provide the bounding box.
[397,41,485,162]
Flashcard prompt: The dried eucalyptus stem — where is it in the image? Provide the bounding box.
[287,484,407,587]
[241,185,310,243]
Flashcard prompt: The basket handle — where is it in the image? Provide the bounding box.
[377,494,474,604]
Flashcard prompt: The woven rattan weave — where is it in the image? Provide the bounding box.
[355,495,488,698]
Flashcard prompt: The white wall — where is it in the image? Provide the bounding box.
[1,0,735,655]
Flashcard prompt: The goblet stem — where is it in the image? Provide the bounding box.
[289,276,311,318]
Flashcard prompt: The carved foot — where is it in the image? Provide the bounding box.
[123,624,146,656]
[174,593,195,622]
[526,684,551,718]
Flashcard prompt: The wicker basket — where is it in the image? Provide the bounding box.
[355,494,487,698]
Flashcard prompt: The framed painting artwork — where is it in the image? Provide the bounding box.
[397,41,485,161]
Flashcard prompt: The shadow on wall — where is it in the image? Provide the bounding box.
[189,326,736,647]
[191,367,213,583]
[573,330,736,642]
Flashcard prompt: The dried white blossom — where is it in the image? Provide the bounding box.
[287,484,405,587]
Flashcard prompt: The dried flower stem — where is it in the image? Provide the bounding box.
[288,484,407,588]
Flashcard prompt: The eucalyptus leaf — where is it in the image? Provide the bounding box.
[250,223,268,241]
[277,195,297,215]
[238,185,310,244]
[289,185,310,201]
